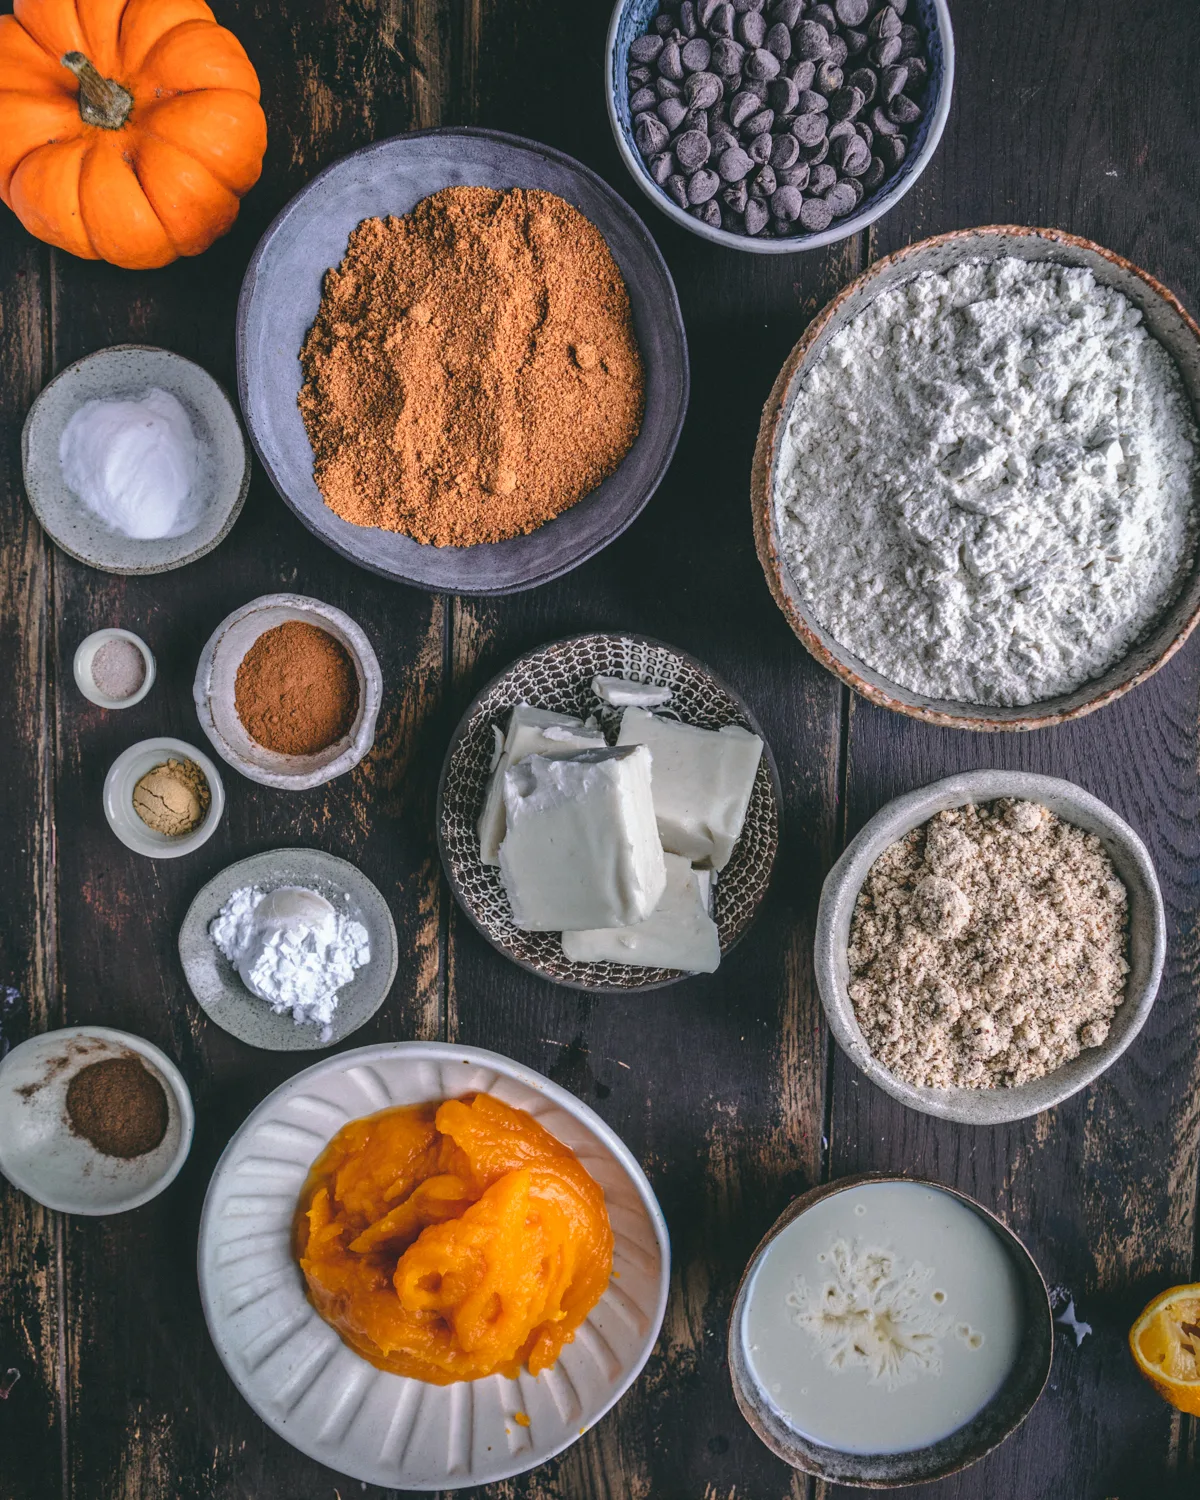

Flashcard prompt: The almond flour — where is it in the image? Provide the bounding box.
[847,800,1129,1089]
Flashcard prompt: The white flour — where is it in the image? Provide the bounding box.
[774,257,1200,706]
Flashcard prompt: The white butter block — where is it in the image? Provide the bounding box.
[498,745,666,932]
[477,706,605,865]
[592,674,674,709]
[617,707,763,871]
[562,853,720,971]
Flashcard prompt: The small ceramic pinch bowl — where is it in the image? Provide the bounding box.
[753,226,1200,729]
[198,1040,670,1490]
[22,344,250,575]
[73,628,156,709]
[194,592,382,790]
[103,736,225,859]
[178,848,399,1051]
[237,127,688,595]
[0,1026,194,1215]
[815,771,1166,1125]
[728,1174,1053,1487]
[607,0,954,255]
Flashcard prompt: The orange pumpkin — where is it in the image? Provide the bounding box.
[0,0,267,269]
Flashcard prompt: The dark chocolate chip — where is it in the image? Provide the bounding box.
[629,64,653,87]
[630,33,666,64]
[843,26,868,56]
[744,106,776,135]
[737,9,768,46]
[796,87,829,112]
[769,0,803,23]
[655,12,676,34]
[656,74,683,97]
[869,103,900,135]
[847,66,877,103]
[789,57,817,89]
[729,89,760,127]
[769,130,801,169]
[898,23,921,59]
[815,61,844,93]
[824,179,859,216]
[827,33,849,66]
[718,143,755,178]
[710,124,739,153]
[845,173,865,204]
[674,127,712,168]
[861,153,886,191]
[734,0,767,11]
[791,110,828,145]
[889,0,908,13]
[746,46,781,79]
[648,150,674,185]
[810,3,838,32]
[708,2,735,36]
[855,120,873,146]
[658,97,689,131]
[905,55,928,91]
[868,5,901,40]
[829,84,865,120]
[834,0,869,23]
[690,199,723,227]
[747,131,772,161]
[801,134,830,163]
[835,132,871,174]
[744,196,770,233]
[768,74,800,113]
[799,194,834,230]
[631,86,658,113]
[680,1,700,37]
[685,69,725,106]
[880,62,908,101]
[635,114,670,156]
[711,36,745,72]
[722,179,750,212]
[771,184,805,220]
[809,161,837,192]
[684,105,710,133]
[869,35,902,67]
[888,92,922,124]
[778,160,810,188]
[752,162,777,195]
[877,131,907,168]
[795,20,831,58]
[688,166,722,202]
[766,21,792,59]
[698,0,722,22]
[827,118,856,143]
[681,36,713,70]
[666,172,690,207]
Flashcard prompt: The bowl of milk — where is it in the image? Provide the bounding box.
[728,1176,1052,1486]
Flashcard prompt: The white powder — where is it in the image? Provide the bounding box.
[774,257,1200,706]
[209,885,370,1040]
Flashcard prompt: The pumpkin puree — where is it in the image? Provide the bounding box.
[294,1093,614,1384]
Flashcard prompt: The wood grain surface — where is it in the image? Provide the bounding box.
[0,1,1197,1497]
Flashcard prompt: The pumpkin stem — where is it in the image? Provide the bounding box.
[61,52,133,131]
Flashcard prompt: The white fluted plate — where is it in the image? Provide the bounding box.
[198,1041,670,1489]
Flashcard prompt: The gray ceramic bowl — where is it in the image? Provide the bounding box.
[815,771,1166,1125]
[753,226,1200,729]
[728,1174,1053,1487]
[606,0,954,255]
[22,345,250,575]
[178,849,399,1050]
[237,128,688,595]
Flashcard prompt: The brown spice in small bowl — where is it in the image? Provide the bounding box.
[66,1055,169,1159]
[235,619,359,756]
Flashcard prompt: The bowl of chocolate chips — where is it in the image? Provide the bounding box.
[607,0,953,250]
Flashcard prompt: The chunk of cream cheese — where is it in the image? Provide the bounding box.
[562,853,719,971]
[592,674,674,709]
[498,745,666,931]
[477,705,605,864]
[617,707,764,870]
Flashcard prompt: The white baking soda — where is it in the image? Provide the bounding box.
[741,1182,1024,1455]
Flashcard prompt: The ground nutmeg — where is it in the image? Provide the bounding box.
[298,186,646,547]
[235,620,360,756]
[66,1055,169,1159]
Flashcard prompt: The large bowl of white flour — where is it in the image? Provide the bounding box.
[753,226,1200,728]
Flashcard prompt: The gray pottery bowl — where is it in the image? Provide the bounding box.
[178,849,399,1051]
[815,771,1166,1125]
[237,127,688,595]
[753,226,1200,728]
[22,345,250,575]
[728,1174,1053,1487]
[606,0,954,255]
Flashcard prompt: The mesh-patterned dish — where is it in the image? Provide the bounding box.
[438,634,782,991]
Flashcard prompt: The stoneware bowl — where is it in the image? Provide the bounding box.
[103,736,225,860]
[198,1040,671,1490]
[237,127,688,595]
[22,345,250,575]
[727,1174,1053,1486]
[73,628,156,709]
[437,632,782,992]
[193,593,382,790]
[0,1026,194,1215]
[753,226,1200,729]
[606,0,954,255]
[178,848,399,1050]
[815,771,1166,1125]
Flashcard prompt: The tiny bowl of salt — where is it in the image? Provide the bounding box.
[814,770,1167,1126]
[22,344,251,576]
[73,628,155,709]
[0,1026,194,1215]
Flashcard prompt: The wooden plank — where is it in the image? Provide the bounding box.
[35,3,466,1496]
[0,223,61,1499]
[825,1,1200,1496]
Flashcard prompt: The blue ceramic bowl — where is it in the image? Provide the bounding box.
[238,128,688,595]
[606,0,954,254]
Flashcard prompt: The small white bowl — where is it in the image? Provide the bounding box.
[0,1026,194,1215]
[104,736,226,859]
[193,593,382,790]
[73,628,156,709]
[198,1040,670,1489]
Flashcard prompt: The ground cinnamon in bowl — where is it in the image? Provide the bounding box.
[66,1055,169,1159]
[298,186,645,547]
[235,620,360,756]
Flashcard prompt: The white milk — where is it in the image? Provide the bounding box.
[740,1182,1024,1455]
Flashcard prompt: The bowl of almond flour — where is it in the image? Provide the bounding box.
[814,771,1166,1124]
[752,226,1200,729]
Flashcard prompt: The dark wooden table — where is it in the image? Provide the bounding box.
[2,2,1199,1496]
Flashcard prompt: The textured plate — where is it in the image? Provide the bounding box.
[198,1041,670,1490]
[178,850,399,1050]
[237,127,688,595]
[22,345,250,575]
[437,633,782,991]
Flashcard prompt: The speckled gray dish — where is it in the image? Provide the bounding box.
[178,850,399,1050]
[437,633,782,992]
[22,345,250,575]
[815,772,1166,1125]
[237,127,688,595]
[753,227,1200,729]
[606,0,954,255]
[728,1174,1053,1487]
